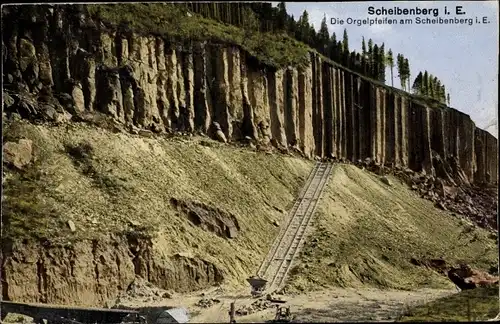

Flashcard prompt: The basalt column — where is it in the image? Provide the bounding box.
[400,95,410,167]
[268,69,288,148]
[385,91,396,165]
[332,67,340,158]
[358,79,371,161]
[345,72,353,161]
[228,47,244,140]
[312,55,324,157]
[340,70,348,160]
[322,63,334,158]
[369,85,379,163]
[239,53,258,139]
[181,47,195,132]
[283,68,299,147]
[212,46,232,138]
[298,64,314,158]
[193,42,212,133]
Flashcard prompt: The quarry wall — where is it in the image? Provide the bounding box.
[2,6,497,184]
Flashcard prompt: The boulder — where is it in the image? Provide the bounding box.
[215,130,227,144]
[67,220,77,232]
[380,175,391,186]
[3,139,33,169]
[448,264,499,290]
[3,91,15,110]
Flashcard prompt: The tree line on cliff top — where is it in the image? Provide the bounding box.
[181,2,451,105]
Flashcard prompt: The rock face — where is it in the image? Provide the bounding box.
[2,235,224,307]
[2,6,497,185]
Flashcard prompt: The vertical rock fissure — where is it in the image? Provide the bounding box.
[268,70,282,146]
[322,63,333,158]
[335,69,342,158]
[311,56,319,156]
[385,91,395,165]
[284,68,297,147]
[182,47,195,133]
[240,55,256,139]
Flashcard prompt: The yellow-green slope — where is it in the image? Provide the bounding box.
[288,164,497,291]
[2,120,313,286]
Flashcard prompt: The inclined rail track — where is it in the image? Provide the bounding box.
[257,162,333,292]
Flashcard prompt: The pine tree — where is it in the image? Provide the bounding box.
[373,44,379,79]
[368,39,374,77]
[440,84,446,103]
[368,39,373,54]
[276,2,288,32]
[433,76,440,100]
[379,43,386,83]
[287,15,296,36]
[308,24,317,48]
[242,6,259,39]
[349,52,356,69]
[447,92,450,105]
[361,37,367,57]
[404,58,410,91]
[429,74,435,98]
[412,72,423,94]
[396,54,404,90]
[297,10,310,43]
[386,49,394,87]
[337,40,343,60]
[422,71,429,95]
[317,15,330,55]
[328,33,337,61]
[342,28,349,54]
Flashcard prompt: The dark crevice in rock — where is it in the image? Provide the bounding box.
[169,198,240,239]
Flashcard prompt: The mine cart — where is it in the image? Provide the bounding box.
[246,275,268,297]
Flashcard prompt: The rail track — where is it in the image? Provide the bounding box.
[257,161,333,292]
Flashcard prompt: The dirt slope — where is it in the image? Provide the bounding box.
[2,119,497,308]
[1,119,313,306]
[287,164,498,292]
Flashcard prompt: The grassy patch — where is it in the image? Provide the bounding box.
[287,165,498,292]
[2,121,70,244]
[2,167,68,243]
[398,287,499,322]
[85,3,311,68]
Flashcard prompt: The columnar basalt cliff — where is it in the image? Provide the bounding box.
[2,6,497,185]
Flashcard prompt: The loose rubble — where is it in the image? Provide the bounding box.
[353,157,498,232]
[67,220,76,232]
[235,298,275,316]
[195,297,221,308]
[113,276,173,307]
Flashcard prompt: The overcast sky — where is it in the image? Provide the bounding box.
[275,1,498,137]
